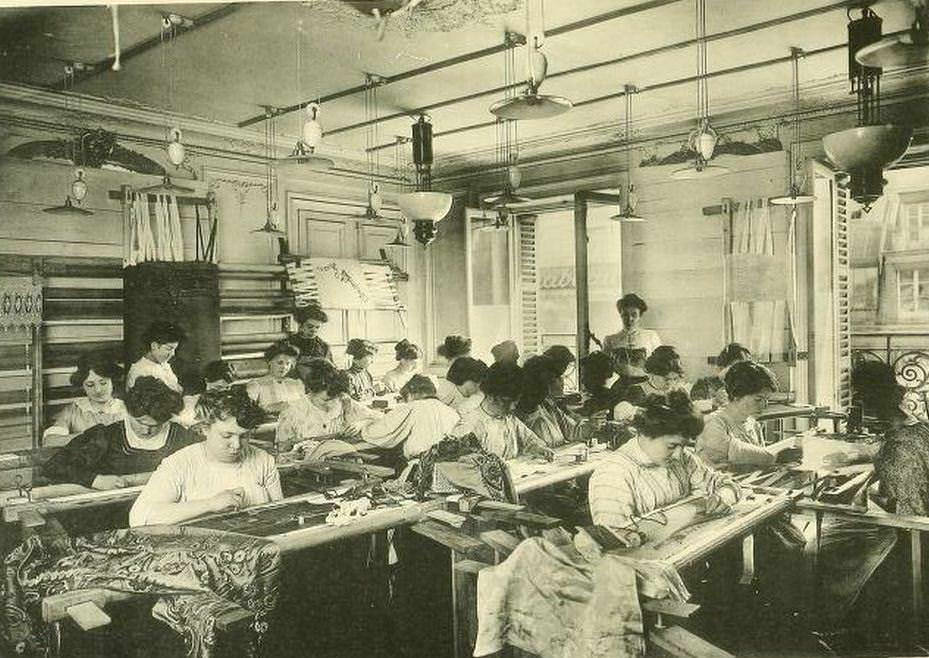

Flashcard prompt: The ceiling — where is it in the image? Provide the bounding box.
[0,0,925,177]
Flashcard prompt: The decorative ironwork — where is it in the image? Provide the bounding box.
[852,346,929,420]
[8,128,166,176]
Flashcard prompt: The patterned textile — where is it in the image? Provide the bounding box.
[412,434,515,503]
[0,278,42,330]
[474,530,645,657]
[0,526,281,658]
[875,420,929,516]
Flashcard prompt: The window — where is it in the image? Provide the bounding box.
[897,267,929,319]
[905,202,929,249]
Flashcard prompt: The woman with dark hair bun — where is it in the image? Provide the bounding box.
[246,340,304,413]
[43,376,198,490]
[44,352,127,439]
[433,356,489,414]
[436,334,472,364]
[854,361,929,515]
[130,388,281,526]
[588,390,740,539]
[450,362,553,460]
[542,345,577,397]
[127,321,186,392]
[516,355,592,448]
[381,339,421,393]
[289,303,334,376]
[602,292,662,358]
[691,343,753,410]
[696,361,797,469]
[344,338,380,401]
[625,345,687,407]
[276,358,380,452]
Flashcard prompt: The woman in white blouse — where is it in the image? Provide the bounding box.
[247,340,305,413]
[129,388,282,527]
[126,321,186,393]
[44,352,126,439]
[380,339,421,393]
[602,293,662,358]
[276,359,380,453]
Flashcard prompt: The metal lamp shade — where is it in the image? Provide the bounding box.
[490,93,572,120]
[856,35,929,69]
[822,125,913,172]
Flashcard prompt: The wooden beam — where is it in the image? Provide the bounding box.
[575,191,622,206]
[650,626,734,658]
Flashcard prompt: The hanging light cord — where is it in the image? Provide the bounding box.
[695,0,709,122]
[789,48,801,192]
[625,86,634,199]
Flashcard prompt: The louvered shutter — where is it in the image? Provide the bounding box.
[517,215,541,356]
[833,179,852,410]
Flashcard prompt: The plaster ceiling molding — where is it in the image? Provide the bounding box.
[208,175,267,207]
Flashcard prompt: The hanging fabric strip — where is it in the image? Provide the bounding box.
[168,195,184,261]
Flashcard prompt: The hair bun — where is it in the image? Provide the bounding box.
[666,389,693,414]
[395,339,411,355]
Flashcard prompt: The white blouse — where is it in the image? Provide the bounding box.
[246,375,305,411]
[602,328,662,358]
[129,442,281,527]
[276,395,381,446]
[362,398,460,458]
[451,403,543,460]
[127,357,182,392]
[44,397,127,437]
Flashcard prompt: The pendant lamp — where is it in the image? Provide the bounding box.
[611,85,645,223]
[160,15,189,170]
[770,48,815,206]
[822,8,912,211]
[489,0,571,121]
[855,3,929,69]
[485,33,530,210]
[44,67,94,216]
[397,116,452,247]
[252,107,286,236]
[671,0,729,179]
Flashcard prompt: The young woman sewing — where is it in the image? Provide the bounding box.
[625,345,688,407]
[516,355,593,449]
[380,339,421,393]
[696,361,798,469]
[690,342,753,410]
[247,340,305,413]
[344,338,380,401]
[129,388,281,526]
[361,375,460,460]
[43,376,198,490]
[276,359,380,452]
[127,321,186,393]
[588,391,740,537]
[450,362,553,460]
[432,356,488,414]
[44,352,127,439]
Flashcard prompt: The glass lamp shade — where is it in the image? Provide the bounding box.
[166,127,185,166]
[822,125,913,172]
[301,103,323,150]
[70,169,88,202]
[397,191,452,222]
[855,34,929,69]
[43,197,93,216]
[670,161,730,179]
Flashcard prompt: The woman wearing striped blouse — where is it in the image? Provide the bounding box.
[588,390,741,536]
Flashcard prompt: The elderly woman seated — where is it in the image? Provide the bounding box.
[588,391,741,541]
[44,351,127,439]
[247,340,305,413]
[450,362,553,460]
[276,358,381,453]
[361,375,460,460]
[129,388,281,526]
[696,361,798,470]
[43,376,198,490]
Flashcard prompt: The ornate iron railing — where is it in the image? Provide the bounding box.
[852,331,929,420]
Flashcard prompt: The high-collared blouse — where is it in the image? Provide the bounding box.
[588,438,740,529]
[276,395,380,446]
[44,397,127,437]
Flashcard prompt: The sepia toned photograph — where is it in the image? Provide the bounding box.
[0,0,928,656]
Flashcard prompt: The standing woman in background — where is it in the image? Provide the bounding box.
[247,340,305,413]
[127,321,186,392]
[44,352,127,439]
[289,304,334,380]
[602,293,662,358]
[381,339,421,393]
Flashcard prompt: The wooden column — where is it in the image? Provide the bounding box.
[574,194,589,359]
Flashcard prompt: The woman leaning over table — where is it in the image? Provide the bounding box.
[588,390,740,540]
[43,376,198,490]
[44,351,127,439]
[276,358,380,452]
[129,387,282,526]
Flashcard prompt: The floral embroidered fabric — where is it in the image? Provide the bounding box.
[1,526,281,657]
